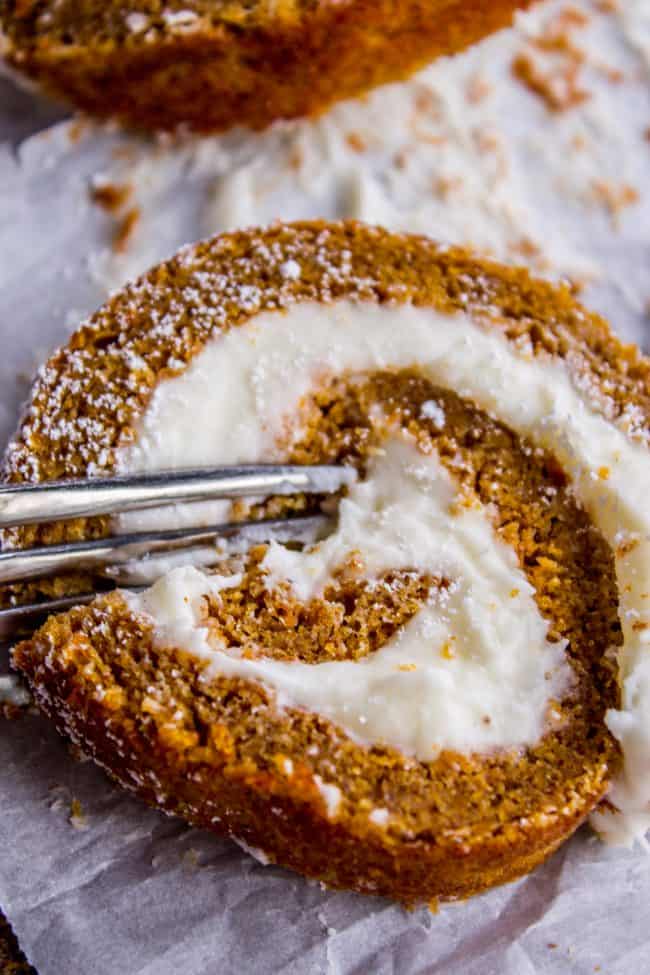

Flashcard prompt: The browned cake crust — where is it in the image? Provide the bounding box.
[0,1,533,133]
[7,221,650,903]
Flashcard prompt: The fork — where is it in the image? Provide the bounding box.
[0,464,352,638]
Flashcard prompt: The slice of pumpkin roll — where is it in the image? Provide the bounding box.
[0,0,533,133]
[8,221,650,902]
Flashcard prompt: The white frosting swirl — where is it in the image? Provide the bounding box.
[118,300,650,843]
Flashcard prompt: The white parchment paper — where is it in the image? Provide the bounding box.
[1,1,650,971]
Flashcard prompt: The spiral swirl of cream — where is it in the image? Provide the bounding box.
[119,299,650,845]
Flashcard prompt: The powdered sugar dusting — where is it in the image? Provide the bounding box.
[313,776,342,819]
[4,221,648,502]
[420,400,446,429]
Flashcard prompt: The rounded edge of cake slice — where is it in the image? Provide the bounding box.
[7,219,649,902]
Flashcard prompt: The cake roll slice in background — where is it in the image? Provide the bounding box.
[0,1,533,132]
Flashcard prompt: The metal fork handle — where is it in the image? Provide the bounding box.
[0,514,330,584]
[0,590,127,641]
[0,465,353,528]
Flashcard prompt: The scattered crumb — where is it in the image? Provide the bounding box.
[111,145,138,163]
[591,181,640,226]
[90,180,132,213]
[511,6,595,113]
[597,63,624,84]
[69,797,88,831]
[288,146,304,170]
[440,638,456,660]
[512,51,588,113]
[571,132,588,151]
[433,176,463,199]
[473,128,501,154]
[466,74,492,104]
[413,87,439,116]
[552,6,589,30]
[346,132,367,153]
[509,236,543,262]
[113,207,141,253]
[66,118,89,144]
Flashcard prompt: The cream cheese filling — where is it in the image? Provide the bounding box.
[129,436,570,759]
[117,299,650,844]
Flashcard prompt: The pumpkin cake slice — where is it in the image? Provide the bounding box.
[0,1,533,132]
[7,221,650,901]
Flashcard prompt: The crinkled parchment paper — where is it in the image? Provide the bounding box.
[1,1,649,971]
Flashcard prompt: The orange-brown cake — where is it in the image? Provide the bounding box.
[0,1,534,133]
[7,221,650,902]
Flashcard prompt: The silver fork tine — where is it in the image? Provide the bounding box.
[0,513,331,585]
[0,465,353,528]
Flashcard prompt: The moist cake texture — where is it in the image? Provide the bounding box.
[6,221,650,901]
[0,0,534,132]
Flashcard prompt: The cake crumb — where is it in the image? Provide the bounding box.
[66,118,88,144]
[511,51,588,112]
[113,207,141,253]
[466,74,492,104]
[440,638,456,660]
[591,181,639,226]
[511,8,593,114]
[69,798,88,830]
[346,132,367,153]
[91,180,132,213]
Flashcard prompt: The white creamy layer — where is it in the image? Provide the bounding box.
[129,437,570,758]
[118,300,650,843]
